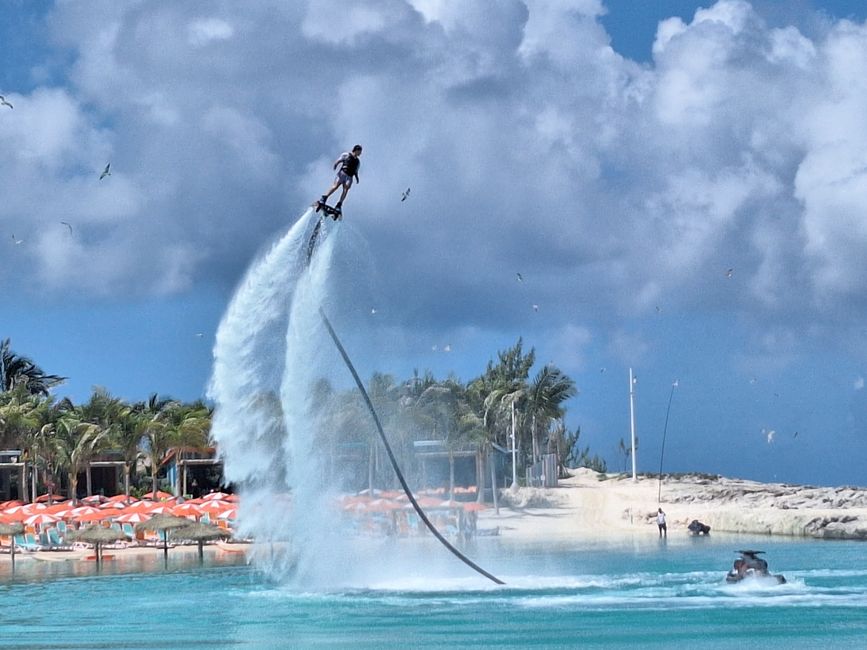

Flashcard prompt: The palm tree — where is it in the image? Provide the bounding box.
[0,339,65,396]
[132,394,177,496]
[44,413,109,503]
[111,406,147,503]
[525,364,577,464]
[148,400,211,496]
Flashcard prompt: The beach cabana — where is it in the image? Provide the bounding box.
[136,514,191,565]
[169,522,229,563]
[68,525,127,568]
[0,521,24,569]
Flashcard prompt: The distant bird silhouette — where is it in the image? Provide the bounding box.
[726,268,733,278]
[764,429,775,444]
[655,305,661,314]
[370,308,377,315]
[401,188,410,202]
[532,304,539,312]
[516,272,523,282]
[600,367,606,374]
[11,234,23,245]
[99,163,111,180]
[60,221,73,235]
[443,344,452,352]
[793,431,799,438]
[0,95,12,109]
[194,333,204,338]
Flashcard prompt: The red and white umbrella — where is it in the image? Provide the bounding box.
[68,505,102,518]
[217,507,237,520]
[124,500,156,513]
[115,511,151,524]
[140,490,173,501]
[23,512,60,526]
[75,509,120,523]
[34,493,67,503]
[198,500,233,515]
[202,492,230,501]
[171,502,203,517]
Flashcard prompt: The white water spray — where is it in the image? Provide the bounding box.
[209,208,350,583]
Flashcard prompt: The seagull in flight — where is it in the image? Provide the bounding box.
[99,163,111,180]
[60,221,73,235]
[0,96,12,109]
[370,308,377,315]
[194,332,204,338]
[401,188,410,202]
[11,234,23,245]
[532,304,539,312]
[516,272,523,283]
[725,268,733,278]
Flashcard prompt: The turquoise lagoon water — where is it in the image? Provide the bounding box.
[1,534,866,649]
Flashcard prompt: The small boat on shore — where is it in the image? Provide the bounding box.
[725,550,786,584]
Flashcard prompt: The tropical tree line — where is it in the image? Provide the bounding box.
[1,339,211,502]
[309,338,607,498]
[0,337,606,503]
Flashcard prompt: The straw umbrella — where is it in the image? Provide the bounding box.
[136,514,190,565]
[0,522,24,570]
[169,522,229,563]
[67,525,127,568]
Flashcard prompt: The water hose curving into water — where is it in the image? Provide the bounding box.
[318,307,505,585]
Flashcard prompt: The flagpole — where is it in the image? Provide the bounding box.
[629,368,637,482]
[657,380,678,503]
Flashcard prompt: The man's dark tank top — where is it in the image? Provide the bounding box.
[341,153,360,176]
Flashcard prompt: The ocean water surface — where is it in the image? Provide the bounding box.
[1,534,865,649]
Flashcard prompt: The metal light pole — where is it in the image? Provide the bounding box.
[510,400,518,490]
[629,368,637,482]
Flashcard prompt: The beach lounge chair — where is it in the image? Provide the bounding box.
[44,528,73,551]
[14,533,45,552]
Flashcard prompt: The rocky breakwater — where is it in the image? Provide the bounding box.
[663,474,867,539]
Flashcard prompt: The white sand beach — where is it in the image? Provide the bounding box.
[478,469,867,541]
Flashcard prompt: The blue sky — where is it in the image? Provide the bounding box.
[3,0,867,486]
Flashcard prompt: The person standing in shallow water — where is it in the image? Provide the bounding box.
[657,508,667,538]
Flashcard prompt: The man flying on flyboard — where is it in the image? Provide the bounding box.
[315,144,362,220]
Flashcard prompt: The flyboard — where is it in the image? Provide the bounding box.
[302,202,504,585]
[306,200,342,266]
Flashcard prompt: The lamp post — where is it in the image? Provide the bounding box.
[510,400,518,490]
[629,368,637,482]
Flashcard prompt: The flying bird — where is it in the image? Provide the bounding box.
[11,234,23,245]
[443,344,452,353]
[0,95,12,109]
[60,221,73,235]
[725,268,733,278]
[600,367,606,374]
[194,333,204,338]
[532,304,539,312]
[370,308,377,315]
[764,429,776,444]
[516,272,523,282]
[401,188,410,202]
[99,163,111,180]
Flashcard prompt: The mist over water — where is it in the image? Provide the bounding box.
[209,208,356,585]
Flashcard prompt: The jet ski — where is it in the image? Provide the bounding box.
[725,550,786,584]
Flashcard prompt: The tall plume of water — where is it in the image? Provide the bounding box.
[209,208,350,583]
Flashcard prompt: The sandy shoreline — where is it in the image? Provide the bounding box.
[478,468,867,541]
[4,469,865,575]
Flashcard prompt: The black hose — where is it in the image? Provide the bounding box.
[319,307,505,585]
